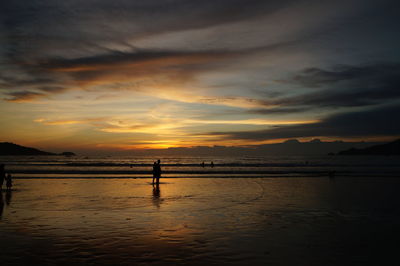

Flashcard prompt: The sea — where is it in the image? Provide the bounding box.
[1,155,400,265]
[1,154,400,179]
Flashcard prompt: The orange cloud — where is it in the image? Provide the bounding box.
[34,117,107,125]
[28,49,276,109]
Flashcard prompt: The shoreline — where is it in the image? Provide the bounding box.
[9,174,400,179]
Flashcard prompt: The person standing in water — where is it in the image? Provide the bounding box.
[154,159,162,185]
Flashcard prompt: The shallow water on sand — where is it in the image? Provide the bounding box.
[1,177,400,265]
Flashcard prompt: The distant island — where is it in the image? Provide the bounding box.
[107,139,380,156]
[338,139,400,155]
[0,142,76,156]
[60,152,76,157]
[2,139,398,156]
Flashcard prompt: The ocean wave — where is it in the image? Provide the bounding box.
[8,169,400,176]
[3,162,400,167]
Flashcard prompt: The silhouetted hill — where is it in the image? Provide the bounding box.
[338,139,400,155]
[111,139,379,156]
[0,142,56,155]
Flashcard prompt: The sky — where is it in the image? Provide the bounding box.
[1,0,400,153]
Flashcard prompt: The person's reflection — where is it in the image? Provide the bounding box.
[152,183,161,209]
[0,191,4,219]
[5,189,12,206]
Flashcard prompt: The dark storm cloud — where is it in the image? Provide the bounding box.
[0,0,292,61]
[249,107,308,114]
[4,91,45,102]
[38,48,246,92]
[3,86,68,102]
[289,63,400,88]
[214,104,400,140]
[21,44,297,100]
[38,49,236,71]
[276,62,400,108]
[0,69,68,101]
[1,0,399,110]
[1,0,292,34]
[0,75,54,87]
[0,0,298,101]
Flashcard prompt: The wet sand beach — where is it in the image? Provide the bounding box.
[1,177,400,265]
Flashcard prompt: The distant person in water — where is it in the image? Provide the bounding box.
[0,164,5,190]
[211,161,214,168]
[6,173,12,190]
[153,160,162,185]
[201,161,205,167]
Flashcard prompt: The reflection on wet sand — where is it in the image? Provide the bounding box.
[0,191,4,219]
[0,178,400,265]
[0,190,12,219]
[152,183,161,209]
[5,190,12,206]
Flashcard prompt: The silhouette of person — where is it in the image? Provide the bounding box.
[0,164,5,190]
[201,161,205,167]
[6,173,12,190]
[154,159,161,185]
[211,161,214,168]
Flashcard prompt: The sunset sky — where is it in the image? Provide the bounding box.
[1,0,399,153]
